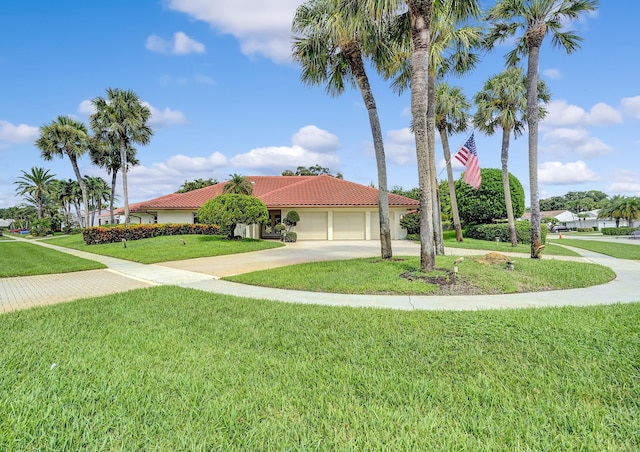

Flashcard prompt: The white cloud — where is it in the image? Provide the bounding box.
[542,127,613,158]
[166,0,301,62]
[146,31,205,55]
[194,74,216,85]
[143,103,187,128]
[291,125,339,152]
[606,170,640,195]
[538,161,598,185]
[542,68,562,79]
[0,120,39,145]
[621,96,640,119]
[385,128,415,165]
[78,99,95,115]
[230,145,339,170]
[542,100,622,128]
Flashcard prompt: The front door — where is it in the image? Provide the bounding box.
[261,210,282,239]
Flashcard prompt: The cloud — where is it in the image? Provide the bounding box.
[291,125,339,152]
[538,161,598,185]
[385,128,416,165]
[166,0,301,62]
[0,120,39,146]
[542,100,622,128]
[542,127,613,158]
[542,68,562,79]
[142,103,187,128]
[78,100,96,115]
[606,170,640,195]
[621,96,640,119]
[146,31,205,55]
[194,74,216,85]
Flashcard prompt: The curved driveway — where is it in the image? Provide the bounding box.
[1,237,638,313]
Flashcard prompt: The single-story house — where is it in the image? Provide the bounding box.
[521,209,630,230]
[112,175,420,240]
[0,219,14,229]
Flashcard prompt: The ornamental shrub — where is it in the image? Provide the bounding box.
[465,221,547,245]
[83,223,220,245]
[197,194,268,239]
[400,212,420,234]
[602,227,636,236]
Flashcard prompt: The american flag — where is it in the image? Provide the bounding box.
[454,133,481,190]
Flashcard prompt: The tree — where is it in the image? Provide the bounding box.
[36,116,92,227]
[84,176,110,226]
[14,167,56,219]
[197,194,269,239]
[455,168,525,226]
[618,197,640,228]
[90,88,152,227]
[89,135,139,224]
[486,0,598,258]
[539,195,567,211]
[223,174,253,195]
[293,0,394,259]
[473,66,550,246]
[282,165,342,177]
[435,83,471,242]
[176,178,218,193]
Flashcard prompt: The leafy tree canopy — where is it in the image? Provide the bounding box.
[454,168,525,225]
[539,190,609,212]
[282,165,343,178]
[197,194,268,239]
[176,178,218,193]
[391,186,420,200]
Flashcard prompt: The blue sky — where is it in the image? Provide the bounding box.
[1,0,638,209]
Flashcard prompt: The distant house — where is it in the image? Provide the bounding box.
[0,219,14,229]
[521,209,629,230]
[115,175,419,240]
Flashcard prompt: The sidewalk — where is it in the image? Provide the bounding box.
[2,236,638,313]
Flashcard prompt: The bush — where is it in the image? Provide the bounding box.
[602,227,636,236]
[283,232,297,242]
[197,194,268,239]
[400,212,420,234]
[83,223,220,245]
[30,219,52,237]
[465,221,547,245]
[576,227,594,232]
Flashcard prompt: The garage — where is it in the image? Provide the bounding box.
[333,211,366,240]
[296,211,328,240]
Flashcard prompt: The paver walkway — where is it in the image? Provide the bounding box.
[1,235,638,313]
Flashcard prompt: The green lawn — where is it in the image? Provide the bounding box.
[44,233,284,264]
[226,255,615,295]
[1,287,638,450]
[0,242,105,277]
[550,238,640,260]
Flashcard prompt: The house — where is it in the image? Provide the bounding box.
[116,175,420,240]
[521,209,629,230]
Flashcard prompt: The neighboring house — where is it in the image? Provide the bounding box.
[116,175,420,240]
[0,219,14,229]
[521,209,629,230]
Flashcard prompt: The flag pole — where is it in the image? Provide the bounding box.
[437,130,475,179]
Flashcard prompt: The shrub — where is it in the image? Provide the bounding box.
[576,227,594,232]
[83,223,220,245]
[197,194,268,239]
[284,232,297,242]
[602,227,636,236]
[400,212,420,234]
[465,221,547,244]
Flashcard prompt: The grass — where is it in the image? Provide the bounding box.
[227,255,615,295]
[0,242,105,277]
[43,233,284,264]
[411,232,582,257]
[0,286,638,450]
[550,238,640,260]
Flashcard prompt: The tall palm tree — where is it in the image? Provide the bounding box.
[89,137,139,224]
[14,167,56,219]
[90,88,152,226]
[223,174,253,195]
[618,197,640,228]
[36,116,91,227]
[435,83,470,242]
[473,67,550,246]
[486,0,598,258]
[84,176,110,226]
[597,194,623,228]
[293,0,394,259]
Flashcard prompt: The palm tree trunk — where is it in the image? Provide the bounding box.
[120,138,130,227]
[428,72,444,255]
[527,42,542,258]
[409,0,436,272]
[438,127,463,241]
[68,154,89,228]
[343,42,392,259]
[110,171,117,224]
[501,126,517,246]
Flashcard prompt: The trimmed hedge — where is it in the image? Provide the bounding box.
[576,227,596,232]
[602,227,636,236]
[465,221,547,245]
[83,223,221,245]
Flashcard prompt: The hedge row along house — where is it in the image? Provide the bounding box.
[106,175,419,240]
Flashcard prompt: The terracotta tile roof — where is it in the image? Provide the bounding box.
[126,175,419,212]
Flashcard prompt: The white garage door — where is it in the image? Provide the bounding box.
[296,211,328,239]
[370,211,381,239]
[334,212,366,240]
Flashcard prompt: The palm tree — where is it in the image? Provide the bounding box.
[292,0,394,259]
[618,197,640,228]
[223,174,253,195]
[473,67,550,246]
[90,88,152,226]
[89,136,139,224]
[14,167,56,219]
[435,83,470,242]
[597,195,623,228]
[36,116,92,227]
[84,176,110,226]
[486,0,598,258]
